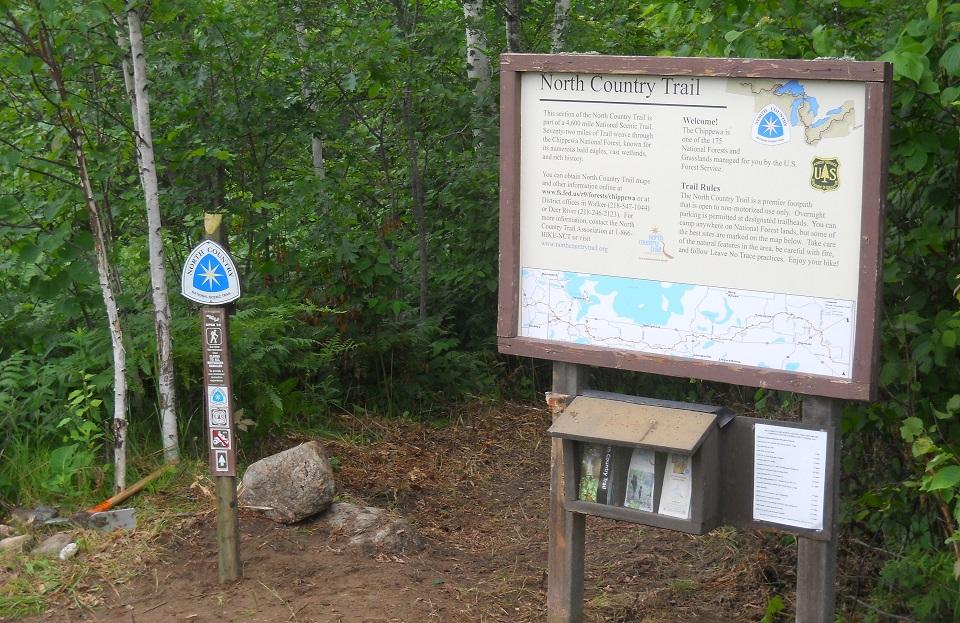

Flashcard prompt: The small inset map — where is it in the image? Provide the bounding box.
[520,268,854,378]
[728,79,856,146]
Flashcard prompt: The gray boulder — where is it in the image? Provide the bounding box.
[239,441,336,523]
[0,534,34,555]
[34,532,74,558]
[318,502,424,554]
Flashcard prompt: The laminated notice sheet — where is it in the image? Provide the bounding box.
[753,423,828,530]
[658,453,692,519]
[624,448,656,512]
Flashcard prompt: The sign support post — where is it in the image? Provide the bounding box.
[204,214,241,583]
[796,395,841,622]
[182,213,242,583]
[547,362,587,623]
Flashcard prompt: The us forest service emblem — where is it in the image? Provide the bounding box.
[810,157,840,192]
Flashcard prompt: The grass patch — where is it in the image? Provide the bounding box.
[0,459,210,619]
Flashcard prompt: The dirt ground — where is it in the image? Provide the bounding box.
[12,401,876,622]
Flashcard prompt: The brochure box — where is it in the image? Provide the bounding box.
[548,391,732,535]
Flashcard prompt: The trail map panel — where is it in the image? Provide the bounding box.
[498,56,890,400]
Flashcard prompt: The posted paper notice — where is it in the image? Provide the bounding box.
[658,453,692,519]
[753,423,828,530]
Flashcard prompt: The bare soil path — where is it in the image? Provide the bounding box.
[16,402,822,622]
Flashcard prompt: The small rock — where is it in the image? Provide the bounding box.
[0,534,34,555]
[11,506,58,526]
[58,543,79,561]
[318,502,424,554]
[239,441,336,524]
[34,532,74,558]
[0,525,16,538]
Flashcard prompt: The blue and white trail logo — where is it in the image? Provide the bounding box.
[181,240,241,304]
[751,104,790,146]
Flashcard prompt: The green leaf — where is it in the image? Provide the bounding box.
[724,30,742,43]
[913,436,937,457]
[947,394,960,412]
[894,52,925,83]
[941,45,960,77]
[927,465,960,491]
[943,329,957,347]
[941,85,960,107]
[901,417,925,442]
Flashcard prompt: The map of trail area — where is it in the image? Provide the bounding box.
[728,79,857,146]
[520,268,855,378]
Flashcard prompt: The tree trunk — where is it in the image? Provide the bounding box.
[127,8,180,463]
[550,0,570,53]
[462,0,490,96]
[505,0,521,53]
[9,10,129,490]
[294,1,325,178]
[402,89,428,320]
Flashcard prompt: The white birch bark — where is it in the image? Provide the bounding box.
[463,0,490,96]
[127,8,180,463]
[294,1,325,178]
[550,0,570,53]
[75,140,128,492]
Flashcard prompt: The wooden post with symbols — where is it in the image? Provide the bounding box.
[181,213,242,583]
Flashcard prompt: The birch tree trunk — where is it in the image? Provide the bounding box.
[294,1,325,178]
[505,0,521,53]
[80,148,129,493]
[462,0,490,96]
[550,0,570,53]
[6,10,131,491]
[127,8,180,463]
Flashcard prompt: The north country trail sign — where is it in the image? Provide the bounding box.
[180,240,241,305]
[496,54,891,401]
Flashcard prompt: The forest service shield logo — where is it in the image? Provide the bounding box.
[810,157,840,192]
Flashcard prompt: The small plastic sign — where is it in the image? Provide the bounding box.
[210,428,232,450]
[181,240,241,305]
[214,450,229,472]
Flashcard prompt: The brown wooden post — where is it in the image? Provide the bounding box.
[796,395,841,622]
[547,362,587,623]
[203,214,242,583]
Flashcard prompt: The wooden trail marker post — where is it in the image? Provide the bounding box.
[181,214,242,583]
[496,54,892,622]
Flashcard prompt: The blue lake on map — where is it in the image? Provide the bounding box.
[563,273,694,325]
[700,299,734,325]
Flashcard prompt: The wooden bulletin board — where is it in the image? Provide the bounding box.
[497,54,891,401]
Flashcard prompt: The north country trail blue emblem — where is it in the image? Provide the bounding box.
[181,240,241,304]
[751,103,790,146]
[193,254,228,292]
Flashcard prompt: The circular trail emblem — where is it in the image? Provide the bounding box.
[181,240,241,304]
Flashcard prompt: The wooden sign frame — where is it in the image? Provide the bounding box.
[497,54,892,401]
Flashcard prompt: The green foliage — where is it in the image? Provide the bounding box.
[760,595,785,623]
[228,298,356,433]
[872,547,960,621]
[0,2,958,616]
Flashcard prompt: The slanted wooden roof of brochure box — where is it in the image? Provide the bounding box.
[548,395,718,454]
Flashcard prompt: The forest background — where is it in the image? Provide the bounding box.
[0,0,958,619]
